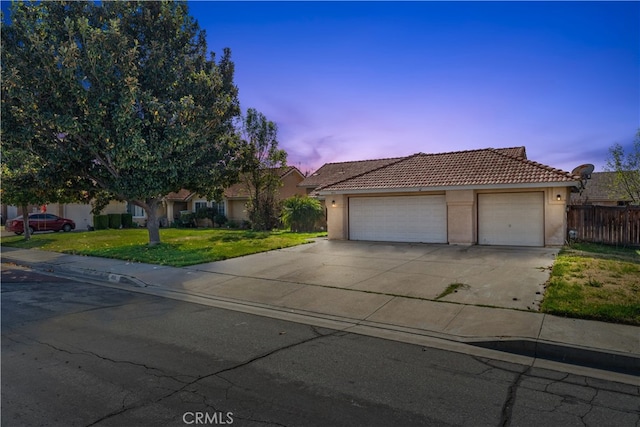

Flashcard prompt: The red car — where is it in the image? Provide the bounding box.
[6,213,76,235]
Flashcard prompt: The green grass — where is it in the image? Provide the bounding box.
[1,228,326,267]
[540,243,640,325]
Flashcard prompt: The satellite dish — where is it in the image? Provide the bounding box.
[571,164,595,179]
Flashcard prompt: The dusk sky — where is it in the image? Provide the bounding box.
[190,1,639,175]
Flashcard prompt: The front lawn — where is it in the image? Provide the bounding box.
[540,243,640,325]
[1,228,326,267]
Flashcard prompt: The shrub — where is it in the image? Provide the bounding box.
[121,213,133,228]
[108,213,122,229]
[93,215,109,230]
[214,213,228,226]
[281,195,324,232]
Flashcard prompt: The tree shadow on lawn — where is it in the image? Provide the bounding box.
[75,242,221,267]
[1,236,58,250]
[207,231,269,243]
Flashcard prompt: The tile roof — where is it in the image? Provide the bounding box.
[570,172,631,204]
[165,189,193,201]
[301,147,527,191]
[224,166,303,198]
[317,147,579,192]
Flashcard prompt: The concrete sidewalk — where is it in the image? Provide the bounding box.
[2,243,638,382]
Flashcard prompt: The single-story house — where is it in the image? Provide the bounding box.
[570,172,632,206]
[5,166,306,230]
[307,147,580,247]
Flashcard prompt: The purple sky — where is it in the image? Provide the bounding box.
[191,1,639,175]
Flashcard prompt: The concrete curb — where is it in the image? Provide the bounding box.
[3,259,149,289]
[469,339,640,376]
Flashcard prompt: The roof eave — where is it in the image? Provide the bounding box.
[318,181,580,195]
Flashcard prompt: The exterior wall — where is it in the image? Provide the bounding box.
[326,195,348,240]
[279,173,307,199]
[102,201,127,215]
[227,199,248,222]
[545,187,569,246]
[446,190,475,245]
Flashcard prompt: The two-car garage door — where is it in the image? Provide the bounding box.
[349,195,447,243]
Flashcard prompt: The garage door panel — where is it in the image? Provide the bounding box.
[349,196,447,243]
[64,203,93,230]
[478,193,544,247]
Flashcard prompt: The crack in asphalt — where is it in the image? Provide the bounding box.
[30,338,195,385]
[500,366,531,427]
[85,325,338,427]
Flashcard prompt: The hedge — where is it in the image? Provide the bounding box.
[93,215,109,230]
[121,213,133,228]
[108,213,122,229]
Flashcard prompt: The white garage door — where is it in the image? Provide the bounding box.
[64,203,94,230]
[478,192,544,246]
[349,195,447,243]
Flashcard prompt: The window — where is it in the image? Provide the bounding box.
[126,203,145,218]
[212,201,225,216]
[194,200,224,215]
[194,201,208,212]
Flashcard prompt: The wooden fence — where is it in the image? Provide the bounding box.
[567,205,640,246]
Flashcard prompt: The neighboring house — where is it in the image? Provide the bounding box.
[308,147,579,247]
[221,166,307,223]
[5,167,306,230]
[570,172,632,206]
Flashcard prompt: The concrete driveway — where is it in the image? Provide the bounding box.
[188,239,559,311]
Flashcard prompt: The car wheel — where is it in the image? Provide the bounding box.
[28,226,35,235]
[14,232,23,236]
[62,224,72,232]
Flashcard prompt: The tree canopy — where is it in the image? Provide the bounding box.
[238,108,287,230]
[604,130,640,205]
[1,1,242,244]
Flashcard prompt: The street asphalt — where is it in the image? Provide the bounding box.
[1,238,638,383]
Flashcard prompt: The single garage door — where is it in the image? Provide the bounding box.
[64,203,94,231]
[478,192,544,246]
[349,195,447,243]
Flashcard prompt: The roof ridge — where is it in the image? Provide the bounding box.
[315,154,417,192]
[320,147,526,165]
[487,148,577,179]
[279,165,303,178]
[320,156,405,167]
[409,146,524,158]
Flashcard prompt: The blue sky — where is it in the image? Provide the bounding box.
[190,1,639,174]
[2,1,636,174]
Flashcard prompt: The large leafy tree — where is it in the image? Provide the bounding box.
[238,108,287,231]
[1,1,242,245]
[604,130,640,205]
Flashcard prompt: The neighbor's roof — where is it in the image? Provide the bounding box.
[165,167,303,201]
[165,189,194,202]
[299,157,404,189]
[570,172,631,204]
[224,166,304,199]
[317,147,578,193]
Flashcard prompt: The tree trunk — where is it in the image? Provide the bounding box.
[143,199,161,246]
[21,204,31,241]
